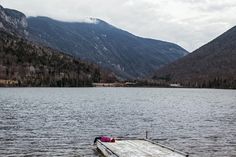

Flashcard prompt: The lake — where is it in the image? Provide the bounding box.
[0,88,236,156]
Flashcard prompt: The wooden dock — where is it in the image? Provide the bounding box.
[96,138,188,157]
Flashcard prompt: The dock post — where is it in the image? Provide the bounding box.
[145,131,148,139]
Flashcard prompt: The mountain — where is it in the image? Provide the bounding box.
[153,26,236,89]
[26,16,188,79]
[0,5,114,87]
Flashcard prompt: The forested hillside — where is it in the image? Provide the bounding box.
[153,26,236,89]
[0,30,108,87]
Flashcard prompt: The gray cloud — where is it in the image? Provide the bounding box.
[1,0,236,52]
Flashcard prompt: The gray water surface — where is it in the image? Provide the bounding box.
[0,88,236,157]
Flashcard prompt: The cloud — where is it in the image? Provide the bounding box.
[1,0,236,52]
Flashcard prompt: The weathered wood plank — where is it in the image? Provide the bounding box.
[97,139,187,157]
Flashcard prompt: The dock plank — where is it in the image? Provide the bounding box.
[99,139,186,157]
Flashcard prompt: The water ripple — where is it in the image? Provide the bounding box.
[0,88,236,156]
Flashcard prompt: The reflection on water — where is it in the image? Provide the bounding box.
[0,88,236,156]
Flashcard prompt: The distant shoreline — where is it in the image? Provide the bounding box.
[0,83,236,90]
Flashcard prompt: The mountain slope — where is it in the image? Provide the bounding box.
[0,31,103,87]
[153,26,236,88]
[27,16,188,79]
[0,5,111,87]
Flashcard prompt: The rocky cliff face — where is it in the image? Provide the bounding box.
[0,5,27,36]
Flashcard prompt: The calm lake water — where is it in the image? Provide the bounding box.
[0,88,236,157]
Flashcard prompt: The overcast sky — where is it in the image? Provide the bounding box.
[1,0,236,52]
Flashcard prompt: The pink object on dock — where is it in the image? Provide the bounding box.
[100,136,115,142]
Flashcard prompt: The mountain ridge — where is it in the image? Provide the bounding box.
[26,16,188,79]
